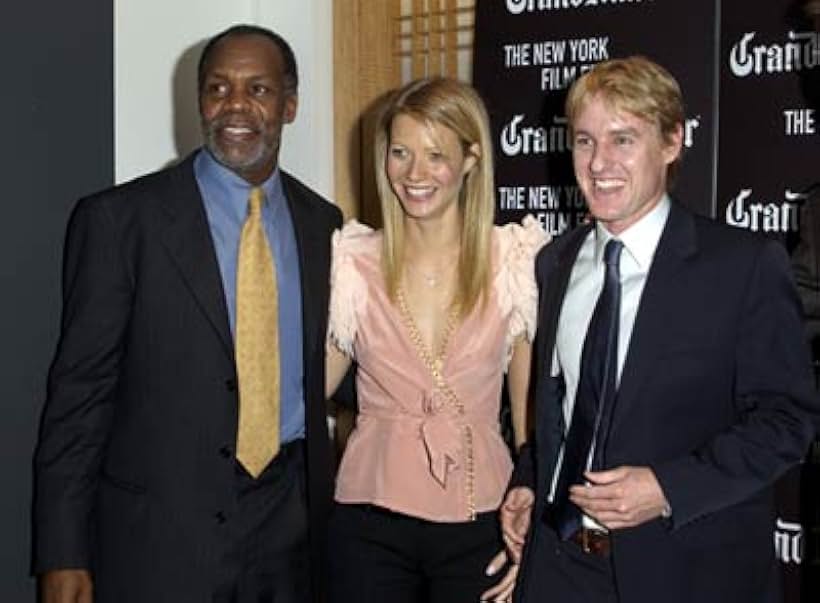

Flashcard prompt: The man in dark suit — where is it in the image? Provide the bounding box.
[33,24,341,603]
[488,56,819,603]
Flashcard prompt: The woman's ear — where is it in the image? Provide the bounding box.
[463,143,481,175]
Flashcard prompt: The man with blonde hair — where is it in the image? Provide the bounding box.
[494,56,818,603]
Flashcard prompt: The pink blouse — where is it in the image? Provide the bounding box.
[328,217,548,522]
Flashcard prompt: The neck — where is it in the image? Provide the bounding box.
[403,213,461,261]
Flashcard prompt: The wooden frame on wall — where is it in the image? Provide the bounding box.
[333,0,474,223]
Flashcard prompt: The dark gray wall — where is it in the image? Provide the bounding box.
[0,2,113,598]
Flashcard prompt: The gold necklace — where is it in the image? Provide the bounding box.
[395,288,476,521]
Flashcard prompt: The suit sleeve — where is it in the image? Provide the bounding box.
[652,239,819,528]
[32,197,133,572]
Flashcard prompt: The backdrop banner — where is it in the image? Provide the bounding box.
[473,1,820,601]
[473,0,717,233]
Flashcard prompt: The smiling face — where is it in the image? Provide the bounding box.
[572,94,682,235]
[385,113,477,224]
[199,34,297,184]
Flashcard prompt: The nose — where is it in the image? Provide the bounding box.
[407,156,427,181]
[225,87,250,112]
[589,142,609,173]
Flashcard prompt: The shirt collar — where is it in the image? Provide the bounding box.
[196,148,284,222]
[593,194,670,270]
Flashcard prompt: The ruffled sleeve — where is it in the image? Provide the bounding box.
[328,220,374,357]
[494,215,550,352]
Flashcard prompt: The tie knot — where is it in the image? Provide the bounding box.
[248,187,265,215]
[603,239,623,267]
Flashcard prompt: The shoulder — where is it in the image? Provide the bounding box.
[675,203,776,267]
[535,222,590,272]
[329,221,379,355]
[494,214,550,263]
[281,170,343,227]
[71,156,195,225]
[493,216,549,344]
[333,220,381,260]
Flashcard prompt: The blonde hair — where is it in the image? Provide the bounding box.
[374,77,495,316]
[565,56,685,182]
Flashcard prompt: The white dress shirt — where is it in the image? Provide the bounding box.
[548,196,671,525]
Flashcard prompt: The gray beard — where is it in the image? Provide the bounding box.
[202,123,276,176]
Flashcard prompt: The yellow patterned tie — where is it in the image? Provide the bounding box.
[235,186,280,478]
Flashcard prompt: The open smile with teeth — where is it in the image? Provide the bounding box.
[593,178,624,191]
[220,125,258,139]
[403,184,436,200]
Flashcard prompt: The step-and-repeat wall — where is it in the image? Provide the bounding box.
[473,1,819,601]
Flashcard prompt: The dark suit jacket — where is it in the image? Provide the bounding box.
[33,153,342,602]
[514,202,818,603]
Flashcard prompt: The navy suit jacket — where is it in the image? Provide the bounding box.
[514,202,818,603]
[33,153,342,602]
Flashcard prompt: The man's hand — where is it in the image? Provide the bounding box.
[39,569,93,603]
[499,486,535,563]
[480,487,535,602]
[569,465,669,530]
[480,549,518,602]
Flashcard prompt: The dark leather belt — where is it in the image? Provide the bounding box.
[567,527,611,556]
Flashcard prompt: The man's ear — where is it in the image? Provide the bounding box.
[283,93,298,124]
[663,122,684,165]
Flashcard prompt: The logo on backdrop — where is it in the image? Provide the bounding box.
[774,518,803,565]
[506,0,643,14]
[501,115,570,156]
[683,117,701,149]
[502,37,609,90]
[725,188,803,233]
[498,184,584,235]
[730,31,820,77]
[501,115,701,157]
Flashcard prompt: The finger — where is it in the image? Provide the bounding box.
[480,565,519,601]
[503,531,525,550]
[503,524,527,545]
[502,535,523,563]
[587,507,638,527]
[504,487,535,510]
[570,489,622,509]
[585,466,628,485]
[597,517,634,530]
[485,549,508,576]
[569,483,619,502]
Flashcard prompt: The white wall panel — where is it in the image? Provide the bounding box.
[115,0,335,200]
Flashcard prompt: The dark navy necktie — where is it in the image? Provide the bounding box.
[550,238,624,540]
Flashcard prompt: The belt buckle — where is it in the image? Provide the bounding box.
[572,527,610,557]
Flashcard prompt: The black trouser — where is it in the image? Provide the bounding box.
[213,440,310,603]
[327,502,502,603]
[515,524,617,603]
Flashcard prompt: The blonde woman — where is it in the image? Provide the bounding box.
[325,77,547,602]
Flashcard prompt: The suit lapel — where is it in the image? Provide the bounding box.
[537,224,593,374]
[612,203,698,431]
[534,224,592,488]
[282,173,321,362]
[159,156,234,359]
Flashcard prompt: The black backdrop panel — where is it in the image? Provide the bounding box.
[0,1,113,598]
[474,0,717,233]
[718,1,820,238]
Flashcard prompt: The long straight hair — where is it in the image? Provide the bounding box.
[374,77,495,317]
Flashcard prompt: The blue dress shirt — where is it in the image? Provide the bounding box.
[194,149,305,443]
